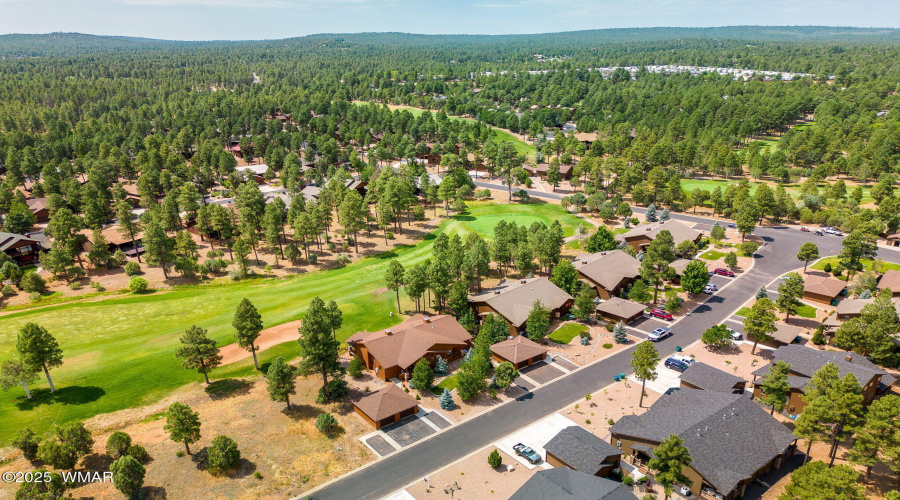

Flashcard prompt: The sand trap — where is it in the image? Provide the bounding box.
[219,320,303,365]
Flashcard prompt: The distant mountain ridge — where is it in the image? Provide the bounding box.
[2,26,900,57]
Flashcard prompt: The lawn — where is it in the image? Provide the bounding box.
[548,323,588,344]
[811,257,900,273]
[352,101,537,157]
[0,202,580,443]
[736,307,752,317]
[699,250,728,261]
[796,304,818,319]
[431,373,459,395]
[680,178,875,204]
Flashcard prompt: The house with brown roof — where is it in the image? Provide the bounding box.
[26,198,50,223]
[877,270,900,296]
[827,295,900,329]
[490,335,548,368]
[574,132,598,147]
[524,163,573,180]
[749,322,805,349]
[802,271,845,304]
[79,225,144,257]
[346,315,471,381]
[573,250,641,300]
[610,389,796,499]
[0,231,48,266]
[619,220,702,251]
[468,278,573,336]
[886,233,900,247]
[751,345,894,415]
[352,384,419,429]
[595,297,646,324]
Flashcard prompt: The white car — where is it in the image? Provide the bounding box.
[647,327,672,342]
[704,283,717,294]
[726,327,743,341]
[671,354,695,366]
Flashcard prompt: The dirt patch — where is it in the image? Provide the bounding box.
[219,320,304,365]
[372,287,389,295]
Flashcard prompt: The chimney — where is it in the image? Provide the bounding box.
[423,317,431,323]
[385,329,393,336]
[520,279,527,284]
[600,251,606,256]
[845,354,852,362]
[646,227,652,232]
[494,290,501,295]
[582,260,588,265]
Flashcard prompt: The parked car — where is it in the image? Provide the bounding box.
[814,230,823,236]
[704,283,717,294]
[726,327,743,341]
[727,223,736,228]
[679,485,692,497]
[664,358,690,372]
[800,226,810,232]
[648,327,672,342]
[649,309,674,320]
[713,268,735,277]
[671,354,695,366]
[513,443,541,464]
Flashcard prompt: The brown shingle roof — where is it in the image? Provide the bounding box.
[574,250,641,290]
[79,224,143,247]
[574,132,598,142]
[26,197,48,212]
[803,271,845,299]
[620,220,701,247]
[347,315,471,371]
[353,384,419,422]
[877,270,900,292]
[595,297,646,318]
[469,278,573,328]
[490,335,548,364]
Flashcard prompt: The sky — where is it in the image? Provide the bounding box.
[2,0,899,41]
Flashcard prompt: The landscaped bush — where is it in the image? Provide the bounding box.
[106,431,132,458]
[488,449,502,468]
[1,285,16,297]
[605,323,615,332]
[315,412,339,435]
[823,262,832,273]
[603,343,613,349]
[20,272,46,293]
[308,254,318,265]
[124,261,141,276]
[413,205,426,221]
[129,276,149,293]
[68,281,82,290]
[126,444,150,464]
[316,379,349,403]
[207,435,241,475]
[348,358,365,378]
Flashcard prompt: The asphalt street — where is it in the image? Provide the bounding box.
[303,182,900,500]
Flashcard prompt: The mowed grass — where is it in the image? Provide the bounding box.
[796,304,818,319]
[680,178,875,204]
[432,373,459,395]
[352,101,537,157]
[549,323,587,344]
[699,250,728,261]
[0,202,579,442]
[811,257,900,273]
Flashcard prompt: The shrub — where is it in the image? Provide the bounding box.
[176,450,186,457]
[832,264,844,277]
[488,449,502,468]
[315,412,339,434]
[68,281,82,290]
[316,379,349,403]
[126,444,150,464]
[129,276,148,293]
[385,231,394,240]
[308,254,318,265]
[811,326,826,345]
[207,435,241,474]
[29,292,42,302]
[413,205,426,221]
[623,476,634,486]
[253,471,263,479]
[1,285,16,297]
[12,428,41,461]
[90,281,106,292]
[823,262,832,273]
[607,418,615,425]
[111,249,128,267]
[348,358,365,378]
[124,261,141,276]
[20,273,46,293]
[106,431,132,458]
[228,269,243,281]
[603,343,613,349]
[604,322,615,332]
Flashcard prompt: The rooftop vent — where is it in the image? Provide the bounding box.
[520,279,528,284]
[423,317,431,323]
[385,329,393,336]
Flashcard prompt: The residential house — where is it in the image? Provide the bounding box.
[751,344,895,414]
[802,271,845,304]
[679,362,746,394]
[236,164,269,184]
[824,296,900,331]
[619,220,702,252]
[668,259,693,283]
[524,163,573,180]
[750,322,804,349]
[886,233,900,247]
[468,277,573,336]
[573,250,641,300]
[490,335,547,369]
[344,179,367,196]
[79,225,144,257]
[0,232,49,265]
[610,389,796,499]
[346,315,471,381]
[544,426,624,477]
[510,467,637,500]
[26,198,50,223]
[877,270,900,296]
[574,132,599,148]
[352,384,419,429]
[595,297,645,324]
[301,185,321,203]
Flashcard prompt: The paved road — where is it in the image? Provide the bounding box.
[304,186,899,500]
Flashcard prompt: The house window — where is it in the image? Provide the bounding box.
[18,245,32,253]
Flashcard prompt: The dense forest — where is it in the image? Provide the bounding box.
[0,26,899,289]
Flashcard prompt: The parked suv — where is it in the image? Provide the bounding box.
[649,309,673,320]
[713,268,735,277]
[647,327,672,342]
[665,358,690,372]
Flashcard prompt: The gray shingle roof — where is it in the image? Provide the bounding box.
[680,362,746,393]
[544,426,624,475]
[765,344,885,383]
[610,389,795,496]
[469,278,572,328]
[510,468,637,500]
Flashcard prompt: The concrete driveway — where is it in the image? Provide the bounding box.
[494,414,579,469]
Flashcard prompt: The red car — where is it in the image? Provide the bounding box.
[713,268,735,277]
[800,226,810,232]
[649,309,673,320]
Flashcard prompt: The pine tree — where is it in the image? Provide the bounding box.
[659,208,670,221]
[613,321,628,344]
[297,297,344,400]
[525,300,551,341]
[439,388,454,410]
[266,356,297,410]
[645,203,658,222]
[743,297,777,354]
[776,273,805,324]
[110,455,145,499]
[163,402,201,455]
[411,358,434,393]
[760,360,791,415]
[573,285,597,321]
[174,325,222,384]
[848,395,900,483]
[384,260,405,313]
[631,341,659,407]
[434,356,449,376]
[232,298,264,370]
[16,322,63,393]
[647,434,693,500]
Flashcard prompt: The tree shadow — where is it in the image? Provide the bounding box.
[80,453,114,472]
[142,485,168,499]
[204,379,253,400]
[14,386,105,410]
[231,457,258,478]
[190,447,209,472]
[281,404,319,421]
